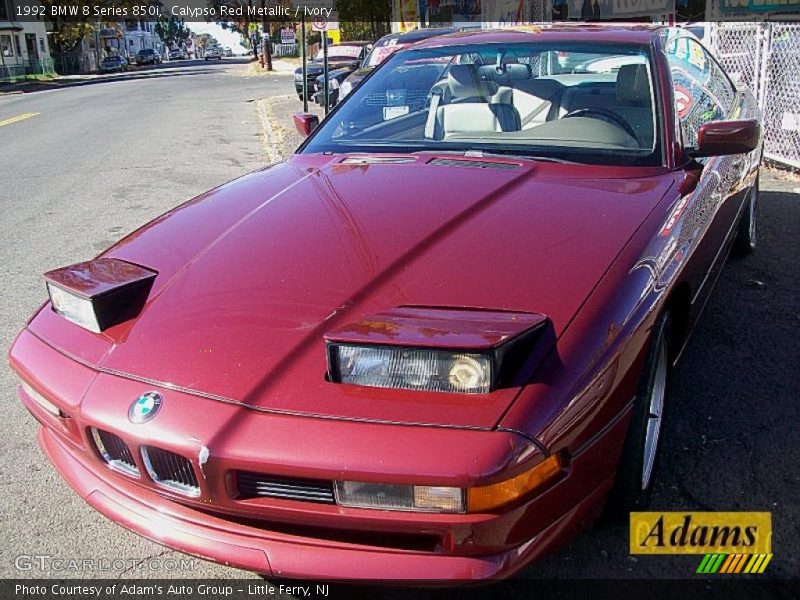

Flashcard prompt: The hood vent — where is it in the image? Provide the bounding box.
[341,157,417,165]
[429,158,521,170]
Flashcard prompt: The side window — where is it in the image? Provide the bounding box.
[665,36,736,147]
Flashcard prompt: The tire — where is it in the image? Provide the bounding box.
[734,175,759,256]
[606,311,672,519]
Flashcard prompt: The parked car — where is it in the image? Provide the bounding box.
[337,28,459,103]
[168,48,186,61]
[224,47,233,57]
[135,48,161,66]
[99,55,128,73]
[293,41,371,100]
[10,26,762,583]
[205,46,223,60]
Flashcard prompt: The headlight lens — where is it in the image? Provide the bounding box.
[335,481,464,513]
[330,345,492,394]
[47,283,101,332]
[329,78,339,90]
[339,80,352,98]
[294,72,303,81]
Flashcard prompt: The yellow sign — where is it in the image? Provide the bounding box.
[630,512,772,555]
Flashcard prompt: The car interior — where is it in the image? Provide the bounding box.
[330,48,659,155]
[424,61,655,149]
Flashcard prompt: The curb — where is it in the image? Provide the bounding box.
[256,96,290,164]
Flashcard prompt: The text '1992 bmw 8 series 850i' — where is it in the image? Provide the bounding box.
[9,24,762,582]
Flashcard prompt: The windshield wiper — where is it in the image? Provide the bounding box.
[462,149,583,165]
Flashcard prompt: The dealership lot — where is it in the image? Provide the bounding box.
[0,59,797,584]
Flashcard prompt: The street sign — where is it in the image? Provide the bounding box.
[311,12,338,31]
[280,28,296,44]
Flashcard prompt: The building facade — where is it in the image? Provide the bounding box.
[0,0,53,81]
[121,20,164,60]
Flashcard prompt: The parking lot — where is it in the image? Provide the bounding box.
[0,58,798,586]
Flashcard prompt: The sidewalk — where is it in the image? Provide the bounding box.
[0,78,65,95]
[257,93,323,162]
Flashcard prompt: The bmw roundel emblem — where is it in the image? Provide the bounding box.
[128,392,163,424]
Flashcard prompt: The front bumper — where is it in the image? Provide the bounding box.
[40,426,611,579]
[11,329,623,581]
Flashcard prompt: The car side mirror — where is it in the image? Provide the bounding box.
[689,119,760,158]
[293,113,319,138]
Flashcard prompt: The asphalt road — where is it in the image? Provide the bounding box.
[0,58,798,589]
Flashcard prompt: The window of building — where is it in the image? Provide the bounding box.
[0,0,8,21]
[14,35,21,56]
[1,34,13,58]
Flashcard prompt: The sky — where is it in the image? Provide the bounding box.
[187,22,249,53]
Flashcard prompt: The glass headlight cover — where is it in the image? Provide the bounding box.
[47,283,101,332]
[330,344,492,394]
[335,481,464,513]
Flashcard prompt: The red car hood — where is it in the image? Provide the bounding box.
[29,154,674,428]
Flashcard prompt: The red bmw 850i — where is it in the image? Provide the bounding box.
[9,24,762,582]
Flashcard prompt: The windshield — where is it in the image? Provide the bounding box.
[315,45,362,61]
[302,42,660,165]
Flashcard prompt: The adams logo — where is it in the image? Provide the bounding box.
[630,512,772,555]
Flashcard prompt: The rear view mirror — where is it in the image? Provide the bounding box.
[293,113,319,138]
[690,119,760,158]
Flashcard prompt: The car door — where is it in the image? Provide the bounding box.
[664,32,756,318]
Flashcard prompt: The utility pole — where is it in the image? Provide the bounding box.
[322,29,329,116]
[260,0,272,71]
[301,12,307,113]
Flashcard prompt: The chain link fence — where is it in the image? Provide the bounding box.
[710,21,800,169]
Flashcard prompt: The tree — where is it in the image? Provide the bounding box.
[336,0,391,41]
[155,17,191,46]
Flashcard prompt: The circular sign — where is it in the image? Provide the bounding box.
[674,84,693,119]
[128,392,163,424]
[313,16,327,31]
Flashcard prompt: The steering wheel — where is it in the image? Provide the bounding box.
[563,108,640,145]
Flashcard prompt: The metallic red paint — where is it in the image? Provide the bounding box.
[693,119,761,158]
[324,307,547,350]
[7,25,763,582]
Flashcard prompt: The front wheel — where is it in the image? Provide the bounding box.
[734,175,759,255]
[606,312,672,519]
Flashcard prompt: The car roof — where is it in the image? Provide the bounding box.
[381,27,461,44]
[410,23,666,49]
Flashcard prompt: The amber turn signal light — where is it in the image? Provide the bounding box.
[467,454,562,513]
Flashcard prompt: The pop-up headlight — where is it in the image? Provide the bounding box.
[326,307,547,394]
[333,345,492,394]
[44,258,157,333]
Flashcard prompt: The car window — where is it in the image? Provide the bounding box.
[302,42,660,166]
[365,40,401,67]
[664,35,736,147]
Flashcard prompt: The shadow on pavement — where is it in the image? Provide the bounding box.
[0,57,255,95]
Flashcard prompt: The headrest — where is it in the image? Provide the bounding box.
[447,64,495,99]
[616,64,650,106]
